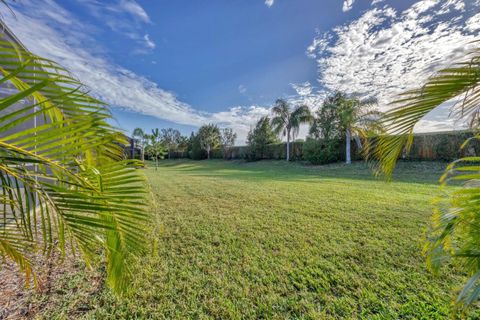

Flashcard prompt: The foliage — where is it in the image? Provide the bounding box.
[188,132,207,160]
[176,135,190,152]
[334,92,383,164]
[246,116,279,161]
[303,137,341,165]
[23,160,480,319]
[306,92,346,165]
[309,92,343,141]
[133,127,148,161]
[271,99,312,161]
[144,137,166,167]
[220,128,237,159]
[197,124,221,159]
[160,128,182,159]
[373,47,480,308]
[0,32,149,294]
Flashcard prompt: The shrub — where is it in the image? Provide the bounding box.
[188,133,207,160]
[303,138,341,165]
[246,116,279,161]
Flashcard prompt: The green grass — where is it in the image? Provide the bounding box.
[34,160,480,319]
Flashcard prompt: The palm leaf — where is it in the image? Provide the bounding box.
[0,27,150,294]
[374,49,480,176]
[375,47,480,307]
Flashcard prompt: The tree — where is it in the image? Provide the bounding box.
[160,128,181,159]
[133,127,147,161]
[373,48,480,308]
[177,135,190,157]
[197,124,221,159]
[220,128,237,159]
[151,128,161,144]
[335,93,383,164]
[0,28,149,294]
[304,93,348,165]
[187,132,206,160]
[309,92,343,141]
[145,135,166,169]
[247,116,279,161]
[271,99,312,161]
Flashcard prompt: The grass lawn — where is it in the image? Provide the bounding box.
[30,160,480,319]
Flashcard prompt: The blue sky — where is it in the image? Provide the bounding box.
[4,0,480,143]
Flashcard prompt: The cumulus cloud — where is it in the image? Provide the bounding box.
[5,0,270,144]
[265,0,274,8]
[342,0,355,12]
[308,0,480,132]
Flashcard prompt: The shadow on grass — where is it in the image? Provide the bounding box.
[148,159,447,185]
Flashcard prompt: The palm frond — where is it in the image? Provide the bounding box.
[374,47,480,308]
[374,50,480,176]
[0,29,150,294]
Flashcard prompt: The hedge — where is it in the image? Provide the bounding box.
[152,131,477,163]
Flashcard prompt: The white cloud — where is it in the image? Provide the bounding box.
[5,0,271,144]
[342,0,355,12]
[467,12,480,32]
[308,0,480,132]
[77,0,154,53]
[238,84,247,94]
[116,0,151,24]
[143,34,156,50]
[265,0,274,8]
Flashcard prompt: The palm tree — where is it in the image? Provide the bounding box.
[0,28,149,294]
[271,99,312,161]
[133,127,146,161]
[337,94,383,164]
[151,128,161,143]
[145,133,166,169]
[374,48,480,307]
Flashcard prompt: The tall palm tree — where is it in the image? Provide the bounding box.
[337,93,383,164]
[151,128,161,143]
[374,48,480,307]
[0,29,149,294]
[133,127,146,161]
[271,99,312,161]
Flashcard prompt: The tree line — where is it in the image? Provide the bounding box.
[132,126,237,165]
[246,92,383,163]
[132,91,383,165]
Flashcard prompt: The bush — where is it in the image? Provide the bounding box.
[189,134,207,160]
[303,138,341,165]
[246,116,279,161]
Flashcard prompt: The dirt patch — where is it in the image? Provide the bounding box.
[0,250,102,320]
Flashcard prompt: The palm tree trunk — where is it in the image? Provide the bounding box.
[207,147,210,160]
[346,128,351,164]
[130,138,135,159]
[141,148,144,162]
[354,136,362,149]
[286,130,290,161]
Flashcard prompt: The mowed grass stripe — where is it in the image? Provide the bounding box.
[36,160,479,319]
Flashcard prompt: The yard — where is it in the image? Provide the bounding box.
[22,160,480,318]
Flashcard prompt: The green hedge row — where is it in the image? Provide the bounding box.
[400,131,478,161]
[167,131,477,162]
